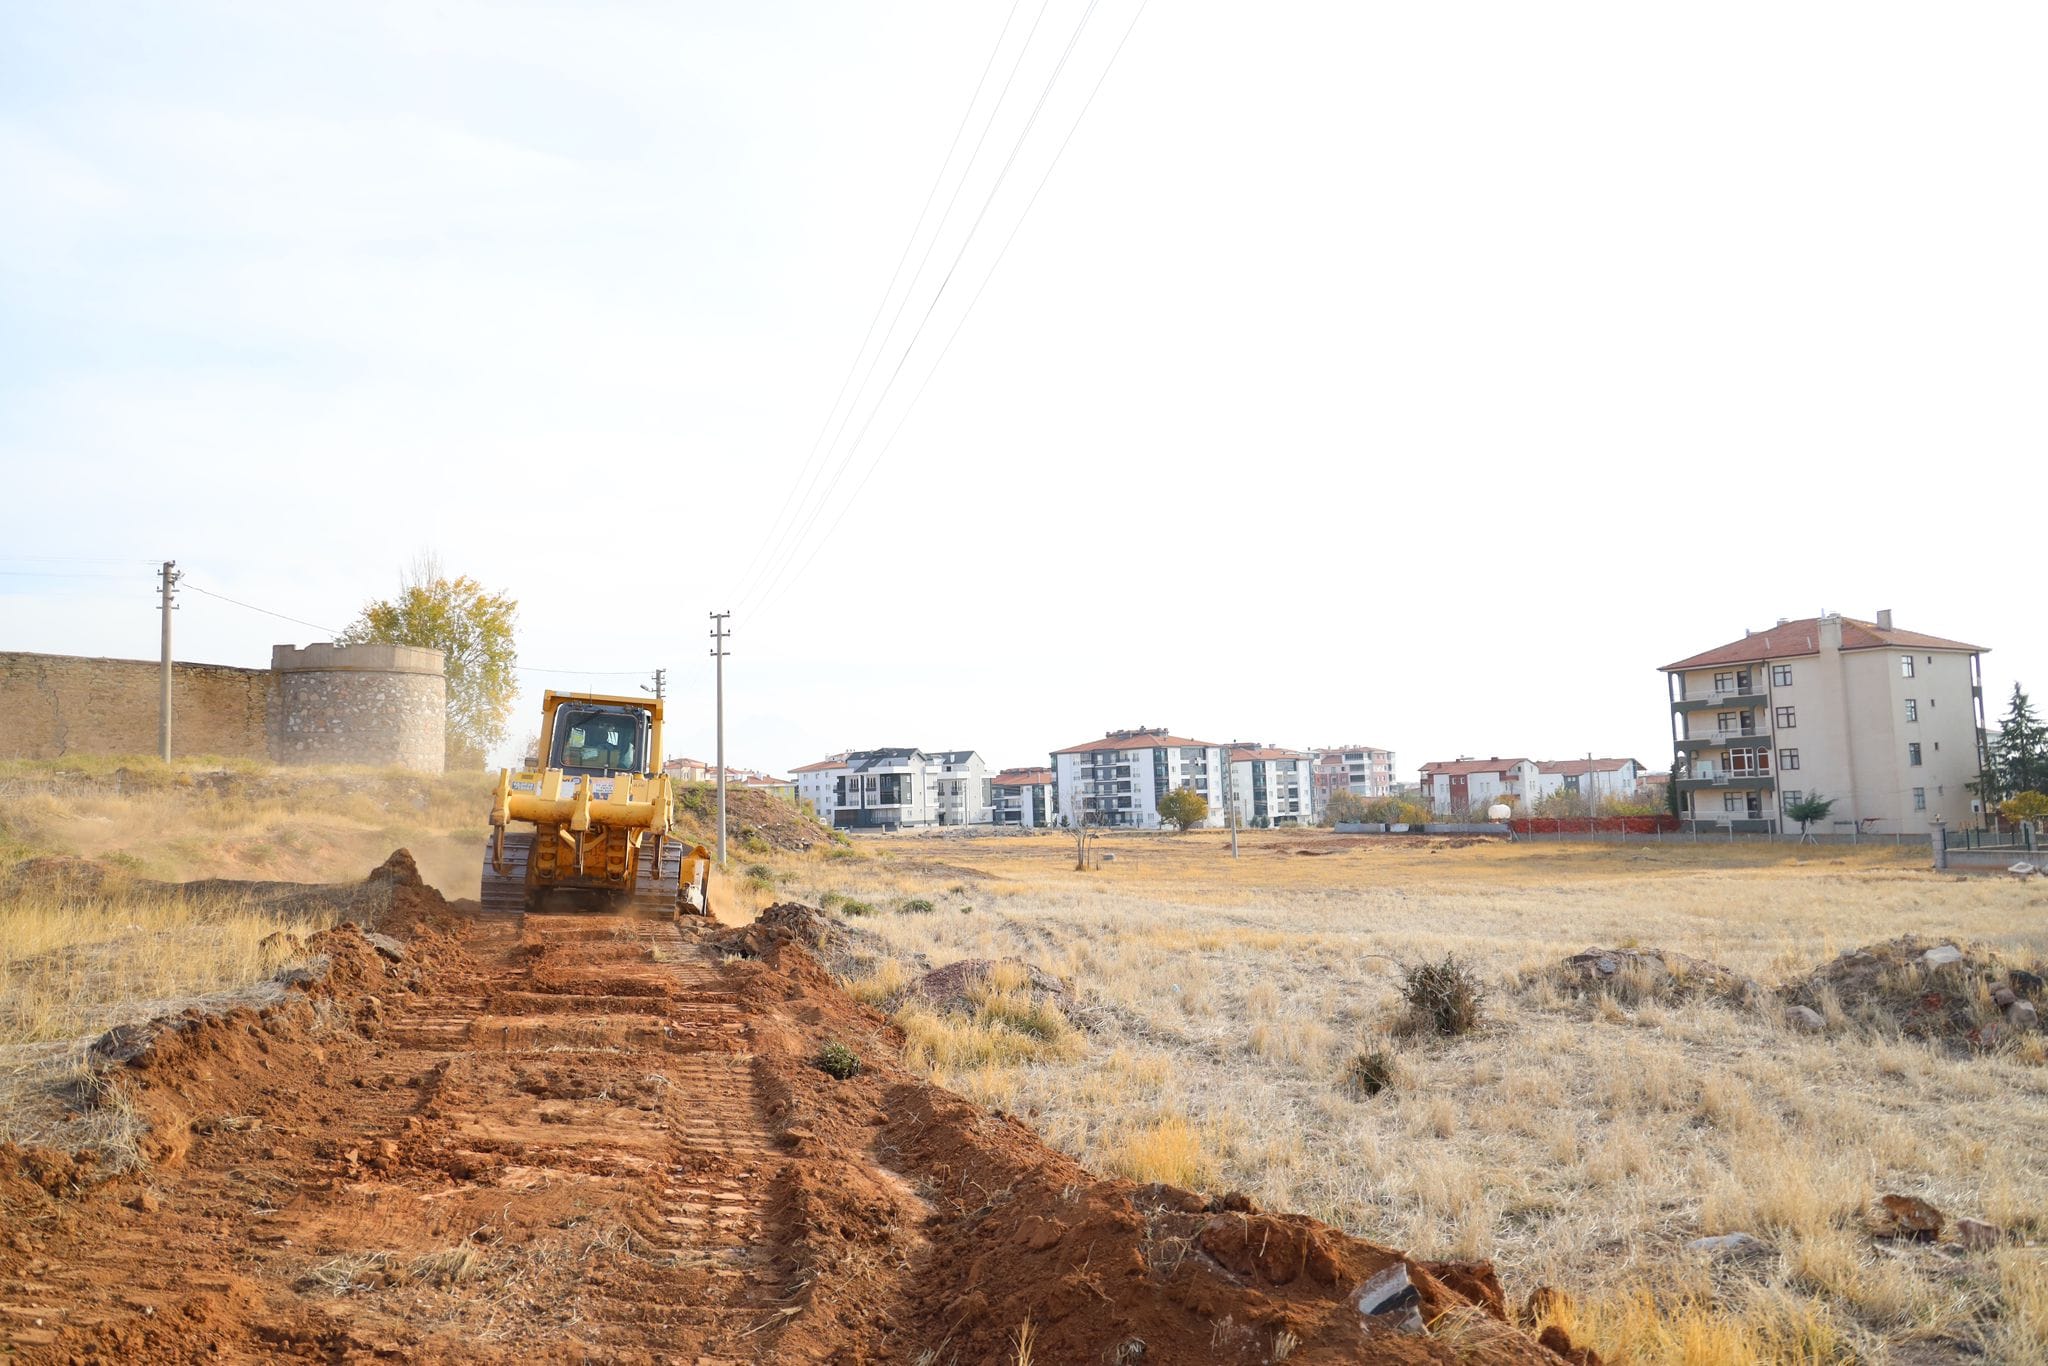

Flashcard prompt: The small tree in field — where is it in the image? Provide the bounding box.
[1785,791,1835,838]
[1987,685,2047,801]
[340,556,519,767]
[1157,786,1208,832]
[1324,790,1371,826]
[2000,791,2048,826]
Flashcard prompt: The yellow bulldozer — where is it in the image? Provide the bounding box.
[482,690,713,916]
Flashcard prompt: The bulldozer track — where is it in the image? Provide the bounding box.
[1,909,790,1363]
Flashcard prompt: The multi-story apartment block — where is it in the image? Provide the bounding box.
[1227,745,1313,826]
[1051,727,1229,829]
[1661,611,1988,835]
[789,748,990,828]
[1530,757,1650,805]
[930,750,992,826]
[1417,757,1539,814]
[991,767,1058,827]
[1310,745,1397,801]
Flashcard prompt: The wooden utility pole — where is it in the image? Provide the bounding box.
[157,560,181,760]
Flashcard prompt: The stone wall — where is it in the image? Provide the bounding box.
[0,652,272,762]
[0,643,447,773]
[270,643,445,772]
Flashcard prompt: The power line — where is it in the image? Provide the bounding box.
[754,0,1150,626]
[728,0,1033,610]
[182,581,343,635]
[743,0,1115,619]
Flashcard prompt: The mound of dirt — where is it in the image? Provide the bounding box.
[751,900,901,979]
[675,783,835,853]
[0,855,114,898]
[1782,936,2045,1051]
[909,957,1066,1013]
[1551,947,1757,1004]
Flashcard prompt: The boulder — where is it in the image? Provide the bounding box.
[1784,1005,1826,1033]
[1955,1218,2003,1250]
[1875,1194,1944,1242]
[1922,945,1964,968]
[2009,1000,2039,1030]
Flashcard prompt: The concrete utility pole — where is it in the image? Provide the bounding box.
[708,613,730,866]
[1223,747,1238,858]
[157,560,181,761]
[642,668,666,702]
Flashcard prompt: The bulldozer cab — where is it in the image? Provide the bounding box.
[538,692,661,779]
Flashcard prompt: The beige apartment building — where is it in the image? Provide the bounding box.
[1661,611,1989,836]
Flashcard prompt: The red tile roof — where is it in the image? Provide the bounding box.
[1051,732,1219,755]
[788,758,845,773]
[1663,617,1987,671]
[992,767,1055,787]
[1537,758,1642,776]
[1419,758,1532,777]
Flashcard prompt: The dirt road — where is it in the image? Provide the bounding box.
[0,857,1589,1363]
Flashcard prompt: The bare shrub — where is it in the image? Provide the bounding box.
[1399,954,1485,1037]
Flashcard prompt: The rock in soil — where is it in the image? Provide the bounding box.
[1875,1194,1946,1242]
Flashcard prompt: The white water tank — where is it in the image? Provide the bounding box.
[1487,804,1512,821]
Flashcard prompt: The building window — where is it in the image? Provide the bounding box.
[1723,793,1745,812]
[1913,787,1927,811]
[1779,748,1800,771]
[1775,706,1796,728]
[1714,672,1734,691]
[1908,743,1922,766]
[1904,698,1917,722]
[1771,664,1793,687]
[1717,711,1736,733]
[1782,789,1803,807]
[1901,654,1915,678]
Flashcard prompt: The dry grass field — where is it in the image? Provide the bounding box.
[7,763,2045,1361]
[795,827,2048,1363]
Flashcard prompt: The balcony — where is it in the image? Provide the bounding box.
[1676,728,1772,752]
[1674,773,1776,792]
[1672,689,1766,712]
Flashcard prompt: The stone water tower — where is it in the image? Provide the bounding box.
[268,642,446,772]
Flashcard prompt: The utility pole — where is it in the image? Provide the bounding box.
[157,560,181,761]
[642,667,666,701]
[708,612,730,867]
[1223,746,1238,858]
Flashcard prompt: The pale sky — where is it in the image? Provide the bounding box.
[3,2,2043,780]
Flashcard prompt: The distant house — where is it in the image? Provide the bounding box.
[1531,758,1650,805]
[786,748,991,829]
[1227,744,1313,827]
[1051,727,1230,829]
[1417,757,1539,814]
[991,767,1058,827]
[738,774,796,802]
[1309,744,1396,803]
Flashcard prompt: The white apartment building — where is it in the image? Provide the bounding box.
[930,750,992,826]
[1051,727,1230,829]
[1417,757,1539,814]
[1228,745,1313,826]
[1310,744,1397,800]
[789,748,990,828]
[791,753,849,820]
[991,767,1058,827]
[1530,757,1650,805]
[1661,611,1989,836]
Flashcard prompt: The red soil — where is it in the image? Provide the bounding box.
[0,855,1593,1363]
